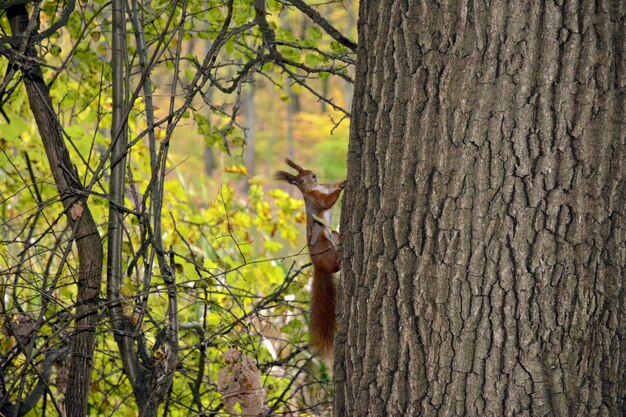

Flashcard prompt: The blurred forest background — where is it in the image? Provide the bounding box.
[0,0,356,415]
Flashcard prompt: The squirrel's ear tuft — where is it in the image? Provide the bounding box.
[285,158,304,173]
[274,170,298,185]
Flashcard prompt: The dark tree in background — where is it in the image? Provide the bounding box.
[338,1,624,416]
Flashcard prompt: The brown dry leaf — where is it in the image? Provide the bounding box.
[57,397,67,417]
[223,347,242,364]
[154,343,170,361]
[129,305,142,326]
[14,313,35,338]
[69,200,85,220]
[0,317,9,337]
[55,363,69,394]
[217,348,267,416]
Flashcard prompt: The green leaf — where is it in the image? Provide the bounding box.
[50,45,62,57]
[308,26,322,40]
[330,41,349,53]
[263,239,283,252]
[281,319,304,335]
[305,53,324,67]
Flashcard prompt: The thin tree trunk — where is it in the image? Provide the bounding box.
[7,6,103,417]
[204,145,216,176]
[342,0,355,110]
[244,86,256,182]
[320,77,329,113]
[203,86,216,176]
[105,2,179,415]
[337,1,625,416]
[108,0,137,391]
[286,86,296,160]
[202,0,216,178]
[282,12,301,159]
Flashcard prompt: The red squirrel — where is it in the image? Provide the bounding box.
[275,159,345,357]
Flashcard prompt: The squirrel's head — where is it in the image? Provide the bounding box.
[274,158,318,192]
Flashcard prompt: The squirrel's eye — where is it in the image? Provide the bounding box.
[312,174,316,180]
[298,178,304,183]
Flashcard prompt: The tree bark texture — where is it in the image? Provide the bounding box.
[7,6,103,417]
[337,1,625,416]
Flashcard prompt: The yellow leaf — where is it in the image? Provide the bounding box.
[155,129,166,141]
[224,164,249,176]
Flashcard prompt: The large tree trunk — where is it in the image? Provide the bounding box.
[8,6,103,417]
[337,1,625,416]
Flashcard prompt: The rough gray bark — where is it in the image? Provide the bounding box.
[7,6,103,417]
[337,1,625,416]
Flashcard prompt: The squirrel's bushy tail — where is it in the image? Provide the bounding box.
[310,268,336,358]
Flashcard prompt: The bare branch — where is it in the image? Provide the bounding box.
[0,0,75,46]
[285,0,357,51]
[254,0,280,58]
